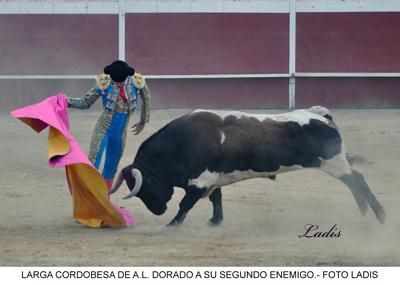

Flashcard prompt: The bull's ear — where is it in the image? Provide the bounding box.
[122,167,136,190]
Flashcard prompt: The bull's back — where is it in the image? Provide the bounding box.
[186,110,342,174]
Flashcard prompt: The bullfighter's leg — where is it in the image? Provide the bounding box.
[167,186,206,227]
[319,154,385,223]
[208,187,223,226]
[102,113,128,190]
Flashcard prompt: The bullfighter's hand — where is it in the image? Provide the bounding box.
[132,122,145,135]
[63,95,71,106]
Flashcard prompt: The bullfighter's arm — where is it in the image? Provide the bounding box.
[67,87,101,109]
[139,83,151,124]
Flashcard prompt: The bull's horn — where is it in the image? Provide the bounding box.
[109,170,124,194]
[123,168,143,199]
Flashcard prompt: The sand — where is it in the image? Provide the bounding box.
[1,108,399,266]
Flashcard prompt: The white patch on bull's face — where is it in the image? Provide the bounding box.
[192,108,329,127]
[318,145,352,178]
[220,131,226,144]
[188,166,302,190]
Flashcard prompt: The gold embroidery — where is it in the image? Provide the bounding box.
[132,73,146,89]
[96,73,111,91]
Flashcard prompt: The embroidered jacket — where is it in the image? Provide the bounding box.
[67,73,151,164]
[68,73,151,123]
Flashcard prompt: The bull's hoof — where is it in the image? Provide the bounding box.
[376,207,386,224]
[208,217,223,226]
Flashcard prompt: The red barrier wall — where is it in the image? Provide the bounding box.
[0,15,118,75]
[126,13,289,75]
[297,12,400,72]
[1,12,400,110]
[296,77,400,108]
[0,78,288,112]
[147,78,288,108]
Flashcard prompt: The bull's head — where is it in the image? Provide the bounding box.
[110,166,173,215]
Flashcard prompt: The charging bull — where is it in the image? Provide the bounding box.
[110,106,386,226]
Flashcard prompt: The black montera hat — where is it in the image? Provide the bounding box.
[104,60,135,83]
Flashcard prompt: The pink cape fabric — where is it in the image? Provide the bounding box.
[11,93,134,228]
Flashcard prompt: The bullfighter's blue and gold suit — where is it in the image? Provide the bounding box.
[68,73,151,180]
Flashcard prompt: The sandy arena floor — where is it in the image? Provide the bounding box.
[0,108,399,266]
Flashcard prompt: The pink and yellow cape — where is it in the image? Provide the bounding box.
[11,93,134,228]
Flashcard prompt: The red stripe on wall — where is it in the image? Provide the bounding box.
[0,78,288,112]
[297,12,400,72]
[296,77,400,108]
[0,15,118,75]
[126,13,289,75]
[147,78,288,108]
[0,79,97,112]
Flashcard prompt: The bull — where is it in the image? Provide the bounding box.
[110,106,386,226]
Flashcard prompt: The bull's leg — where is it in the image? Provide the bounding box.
[339,170,386,224]
[208,187,223,226]
[320,154,385,223]
[167,186,205,227]
[320,156,367,216]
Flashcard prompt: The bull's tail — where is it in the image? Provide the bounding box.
[346,153,372,166]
